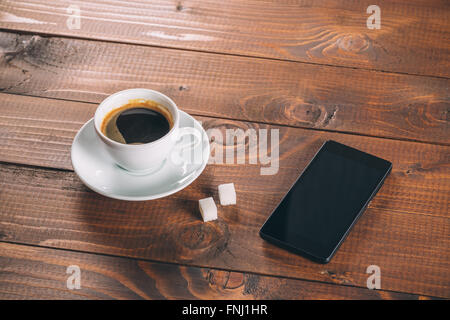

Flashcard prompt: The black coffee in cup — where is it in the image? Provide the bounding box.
[101,100,173,144]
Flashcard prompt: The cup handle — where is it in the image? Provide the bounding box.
[174,127,202,151]
[170,126,203,172]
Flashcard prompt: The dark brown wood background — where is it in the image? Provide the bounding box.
[0,0,448,300]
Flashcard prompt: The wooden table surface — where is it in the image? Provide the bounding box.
[0,0,448,300]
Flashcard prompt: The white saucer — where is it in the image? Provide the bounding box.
[71,111,210,201]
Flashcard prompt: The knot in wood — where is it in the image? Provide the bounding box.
[172,220,229,262]
[337,34,370,53]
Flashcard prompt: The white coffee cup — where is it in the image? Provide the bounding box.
[94,88,201,174]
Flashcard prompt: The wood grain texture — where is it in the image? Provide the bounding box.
[0,32,449,145]
[0,0,449,77]
[2,242,435,300]
[1,0,448,301]
[0,94,449,298]
[1,165,449,298]
[3,242,435,300]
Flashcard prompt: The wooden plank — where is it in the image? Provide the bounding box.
[0,0,449,77]
[0,93,449,218]
[0,242,433,300]
[0,33,449,145]
[0,96,448,297]
[0,165,449,298]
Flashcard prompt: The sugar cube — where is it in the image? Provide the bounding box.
[218,183,236,206]
[198,197,217,222]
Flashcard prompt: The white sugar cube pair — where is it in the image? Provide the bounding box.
[198,183,236,222]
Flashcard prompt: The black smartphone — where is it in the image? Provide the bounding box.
[259,140,392,263]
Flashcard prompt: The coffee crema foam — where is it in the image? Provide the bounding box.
[101,99,174,144]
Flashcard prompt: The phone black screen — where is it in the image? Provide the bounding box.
[260,140,392,263]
